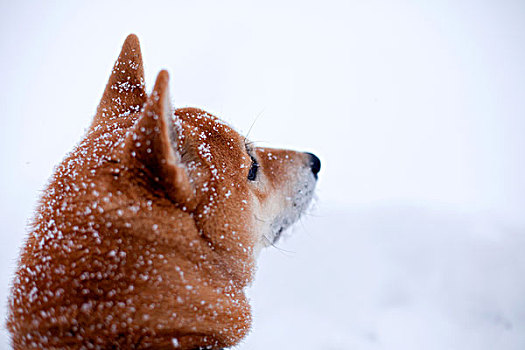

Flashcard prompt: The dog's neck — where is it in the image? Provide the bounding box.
[9,130,253,349]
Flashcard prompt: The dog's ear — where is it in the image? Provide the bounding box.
[124,70,195,208]
[91,34,147,130]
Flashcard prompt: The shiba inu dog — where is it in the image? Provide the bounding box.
[7,34,320,349]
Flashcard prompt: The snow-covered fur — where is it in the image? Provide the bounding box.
[7,35,320,349]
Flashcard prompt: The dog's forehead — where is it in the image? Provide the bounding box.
[177,109,235,133]
[175,108,245,150]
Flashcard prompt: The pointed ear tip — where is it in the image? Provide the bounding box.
[154,70,170,90]
[124,34,140,46]
[121,34,142,57]
[158,70,170,81]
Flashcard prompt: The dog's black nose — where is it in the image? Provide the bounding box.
[306,152,321,179]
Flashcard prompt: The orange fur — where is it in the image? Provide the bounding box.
[7,34,319,349]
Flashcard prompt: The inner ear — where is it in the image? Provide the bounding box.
[124,71,195,208]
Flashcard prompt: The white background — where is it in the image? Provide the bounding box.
[1,1,524,349]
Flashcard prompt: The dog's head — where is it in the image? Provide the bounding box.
[8,34,320,349]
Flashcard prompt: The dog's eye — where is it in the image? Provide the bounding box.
[247,155,259,181]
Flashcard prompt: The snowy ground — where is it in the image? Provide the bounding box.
[2,1,525,349]
[241,203,525,349]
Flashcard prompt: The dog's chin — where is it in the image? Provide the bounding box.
[269,224,287,245]
[264,174,317,246]
[267,205,306,245]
